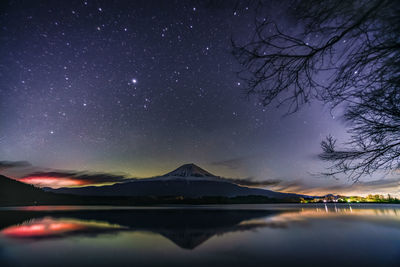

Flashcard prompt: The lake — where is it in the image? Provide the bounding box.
[0,204,398,266]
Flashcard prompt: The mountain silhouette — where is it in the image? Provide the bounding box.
[47,164,301,199]
[0,175,60,206]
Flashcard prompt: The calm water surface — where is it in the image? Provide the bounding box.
[0,204,399,267]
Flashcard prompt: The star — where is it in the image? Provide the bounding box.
[131,78,137,84]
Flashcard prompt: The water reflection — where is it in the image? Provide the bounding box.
[0,209,282,249]
[1,217,126,239]
[0,205,398,249]
[0,204,399,267]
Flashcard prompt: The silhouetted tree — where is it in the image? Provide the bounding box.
[233,0,400,181]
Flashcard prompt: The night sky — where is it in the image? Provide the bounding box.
[0,0,397,196]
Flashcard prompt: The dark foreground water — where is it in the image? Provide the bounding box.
[0,204,398,267]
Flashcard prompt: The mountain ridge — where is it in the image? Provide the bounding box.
[44,164,302,200]
[0,169,303,204]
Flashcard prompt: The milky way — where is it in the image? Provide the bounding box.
[0,0,360,193]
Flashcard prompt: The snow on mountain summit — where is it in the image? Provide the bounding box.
[163,163,216,177]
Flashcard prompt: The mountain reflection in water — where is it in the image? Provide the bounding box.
[0,204,399,267]
[1,205,398,250]
[0,208,282,249]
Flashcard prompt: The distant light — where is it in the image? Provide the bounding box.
[131,78,137,84]
[98,7,102,12]
[83,103,87,107]
[193,7,196,11]
[237,82,241,86]
[50,131,54,134]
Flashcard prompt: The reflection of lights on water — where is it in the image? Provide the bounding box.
[1,219,84,237]
[1,217,125,238]
[262,206,399,225]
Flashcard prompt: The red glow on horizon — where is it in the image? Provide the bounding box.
[19,176,89,188]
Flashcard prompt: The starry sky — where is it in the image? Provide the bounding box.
[0,0,397,196]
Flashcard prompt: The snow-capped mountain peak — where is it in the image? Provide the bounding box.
[163,163,216,177]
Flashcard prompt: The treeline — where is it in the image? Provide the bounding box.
[301,194,400,204]
[0,193,299,206]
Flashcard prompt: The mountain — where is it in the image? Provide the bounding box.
[46,164,301,200]
[163,163,216,177]
[0,174,62,205]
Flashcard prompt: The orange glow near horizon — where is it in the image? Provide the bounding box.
[19,176,89,188]
[1,219,84,237]
[277,188,400,198]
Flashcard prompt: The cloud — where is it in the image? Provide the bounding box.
[210,156,280,187]
[218,177,282,187]
[0,160,31,170]
[19,170,134,188]
[210,157,249,170]
[20,170,280,189]
[271,180,306,193]
[272,178,400,197]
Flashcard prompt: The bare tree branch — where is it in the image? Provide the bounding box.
[233,0,400,181]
